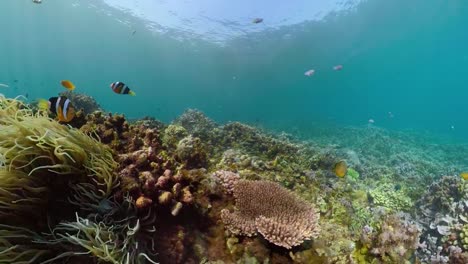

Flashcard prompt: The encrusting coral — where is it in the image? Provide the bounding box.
[214,170,320,249]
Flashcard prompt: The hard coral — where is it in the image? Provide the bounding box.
[357,213,420,263]
[173,109,217,141]
[216,171,320,249]
[60,91,103,115]
[176,135,207,169]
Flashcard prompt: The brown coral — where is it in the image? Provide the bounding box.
[221,179,320,249]
[213,170,240,195]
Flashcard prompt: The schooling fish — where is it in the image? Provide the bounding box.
[38,96,75,122]
[110,82,136,96]
[32,0,42,3]
[333,160,348,178]
[61,80,76,91]
[252,18,263,24]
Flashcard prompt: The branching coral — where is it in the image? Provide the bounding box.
[215,170,320,249]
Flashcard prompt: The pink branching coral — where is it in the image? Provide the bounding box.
[215,171,320,249]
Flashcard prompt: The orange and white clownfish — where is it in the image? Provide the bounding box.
[110,82,136,96]
[38,96,75,122]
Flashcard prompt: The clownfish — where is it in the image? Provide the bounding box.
[61,80,75,91]
[38,96,75,123]
[110,82,136,96]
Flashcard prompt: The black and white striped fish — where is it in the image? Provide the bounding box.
[38,96,75,122]
[110,82,136,96]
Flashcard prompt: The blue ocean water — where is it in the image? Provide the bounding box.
[1,0,467,141]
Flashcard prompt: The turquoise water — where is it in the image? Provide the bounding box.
[1,0,467,141]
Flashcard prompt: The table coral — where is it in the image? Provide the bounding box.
[215,170,320,249]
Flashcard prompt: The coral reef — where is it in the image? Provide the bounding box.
[60,90,103,114]
[368,182,414,211]
[2,101,468,264]
[215,170,320,249]
[0,96,142,263]
[415,176,468,263]
[354,212,420,263]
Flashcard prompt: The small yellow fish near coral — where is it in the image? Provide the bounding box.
[460,172,468,180]
[38,96,75,123]
[333,160,348,178]
[61,80,75,91]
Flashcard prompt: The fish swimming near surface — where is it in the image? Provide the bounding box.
[304,69,315,76]
[252,18,263,24]
[110,82,136,96]
[460,172,468,180]
[333,160,348,178]
[61,80,75,91]
[333,65,343,71]
[38,96,75,122]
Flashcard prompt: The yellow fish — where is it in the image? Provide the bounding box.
[61,80,75,91]
[333,160,348,178]
[460,172,468,180]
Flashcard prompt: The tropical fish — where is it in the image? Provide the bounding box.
[333,65,343,71]
[61,80,75,90]
[32,0,42,3]
[0,83,9,88]
[304,69,315,76]
[460,172,468,180]
[252,18,263,24]
[38,96,75,122]
[333,160,348,178]
[368,119,375,124]
[110,82,136,96]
